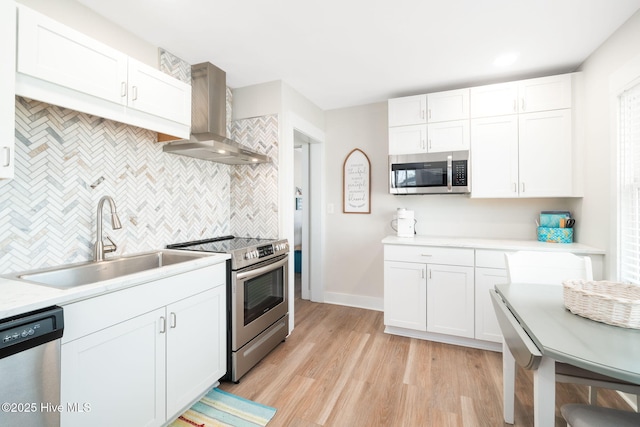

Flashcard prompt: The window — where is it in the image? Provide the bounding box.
[618,82,640,285]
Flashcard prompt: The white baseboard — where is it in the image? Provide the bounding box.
[322,292,383,312]
[384,326,502,352]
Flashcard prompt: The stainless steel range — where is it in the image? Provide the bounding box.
[167,236,289,382]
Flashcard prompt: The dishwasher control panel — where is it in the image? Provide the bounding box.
[0,306,64,358]
[2,317,54,345]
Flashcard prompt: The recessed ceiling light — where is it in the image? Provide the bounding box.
[493,52,519,68]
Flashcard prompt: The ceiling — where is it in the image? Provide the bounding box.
[76,0,640,111]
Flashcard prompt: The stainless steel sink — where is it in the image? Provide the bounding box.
[16,250,209,289]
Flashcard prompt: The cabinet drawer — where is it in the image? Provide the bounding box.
[384,245,474,266]
[475,249,513,269]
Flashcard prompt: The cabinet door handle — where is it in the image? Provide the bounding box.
[513,100,517,113]
[170,312,177,329]
[422,269,425,279]
[513,182,517,193]
[521,98,525,112]
[521,182,526,193]
[421,109,425,120]
[1,147,10,167]
[160,316,166,334]
[428,269,432,279]
[132,86,138,101]
[121,82,127,97]
[428,109,432,120]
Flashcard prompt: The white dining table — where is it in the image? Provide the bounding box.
[492,283,640,427]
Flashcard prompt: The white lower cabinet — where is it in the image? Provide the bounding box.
[60,262,227,427]
[384,245,474,340]
[474,267,506,343]
[384,261,427,331]
[426,264,474,338]
[61,308,166,427]
[166,287,226,417]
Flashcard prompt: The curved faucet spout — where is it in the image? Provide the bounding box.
[94,196,122,262]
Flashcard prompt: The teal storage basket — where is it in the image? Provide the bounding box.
[537,227,573,243]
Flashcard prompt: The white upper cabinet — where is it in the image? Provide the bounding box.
[518,109,573,197]
[428,120,470,152]
[471,74,572,118]
[518,74,572,113]
[471,115,519,198]
[388,124,427,154]
[388,95,427,127]
[427,88,469,122]
[15,5,191,138]
[0,1,16,179]
[16,5,128,106]
[127,58,191,125]
[470,82,519,118]
[388,89,470,154]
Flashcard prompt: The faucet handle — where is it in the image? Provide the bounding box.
[103,234,118,254]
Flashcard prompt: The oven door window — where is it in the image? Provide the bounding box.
[244,268,284,326]
[393,162,447,188]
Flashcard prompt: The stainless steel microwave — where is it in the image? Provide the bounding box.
[389,151,470,195]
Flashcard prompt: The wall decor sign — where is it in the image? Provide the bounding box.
[343,148,371,214]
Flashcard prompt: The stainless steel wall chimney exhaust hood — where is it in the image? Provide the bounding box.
[163,62,270,165]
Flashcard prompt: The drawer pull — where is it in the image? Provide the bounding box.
[421,254,433,257]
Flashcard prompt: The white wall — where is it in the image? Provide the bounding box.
[16,0,158,67]
[575,10,640,279]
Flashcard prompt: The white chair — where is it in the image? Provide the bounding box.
[503,251,640,415]
[561,403,640,427]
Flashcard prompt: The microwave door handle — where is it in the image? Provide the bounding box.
[447,155,453,192]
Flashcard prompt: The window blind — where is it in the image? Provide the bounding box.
[619,82,640,285]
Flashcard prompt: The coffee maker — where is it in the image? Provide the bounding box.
[395,208,415,238]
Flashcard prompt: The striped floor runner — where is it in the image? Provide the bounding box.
[170,388,277,427]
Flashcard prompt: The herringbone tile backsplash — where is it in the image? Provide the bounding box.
[0,97,233,273]
[0,50,279,274]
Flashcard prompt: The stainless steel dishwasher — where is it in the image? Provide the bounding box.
[0,306,64,427]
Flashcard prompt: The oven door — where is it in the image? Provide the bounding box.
[231,254,288,351]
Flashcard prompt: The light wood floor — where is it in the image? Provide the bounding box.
[219,275,631,426]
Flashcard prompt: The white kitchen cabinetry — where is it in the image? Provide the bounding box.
[61,262,226,427]
[384,245,475,340]
[166,286,226,417]
[427,88,469,122]
[388,124,427,154]
[518,109,572,197]
[427,120,470,152]
[470,74,572,118]
[426,88,470,152]
[388,89,470,154]
[474,249,510,343]
[384,261,427,331]
[0,1,16,179]
[426,263,474,338]
[471,104,573,198]
[61,308,166,427]
[382,237,605,351]
[15,5,191,138]
[388,95,426,127]
[470,115,519,198]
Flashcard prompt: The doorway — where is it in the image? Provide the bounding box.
[293,130,312,301]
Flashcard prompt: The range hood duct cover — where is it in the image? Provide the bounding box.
[163,62,270,165]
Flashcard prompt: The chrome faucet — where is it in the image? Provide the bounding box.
[94,196,122,262]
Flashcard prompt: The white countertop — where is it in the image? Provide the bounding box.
[381,235,605,255]
[0,250,230,319]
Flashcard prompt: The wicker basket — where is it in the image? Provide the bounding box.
[563,280,640,329]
